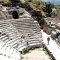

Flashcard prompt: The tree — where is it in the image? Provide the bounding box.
[10,0,20,3]
[45,3,52,13]
[44,2,54,17]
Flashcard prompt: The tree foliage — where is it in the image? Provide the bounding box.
[43,2,55,17]
[10,0,20,3]
[45,3,52,13]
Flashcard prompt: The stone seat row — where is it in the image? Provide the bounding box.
[0,19,42,51]
[0,29,42,52]
[0,41,21,60]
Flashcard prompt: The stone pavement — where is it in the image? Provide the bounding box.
[41,30,60,60]
[22,48,51,60]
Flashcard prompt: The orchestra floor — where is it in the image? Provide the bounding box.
[21,48,52,60]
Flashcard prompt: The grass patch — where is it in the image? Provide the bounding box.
[21,47,40,54]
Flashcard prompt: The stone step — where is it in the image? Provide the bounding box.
[0,34,8,39]
[1,37,9,41]
[17,42,27,51]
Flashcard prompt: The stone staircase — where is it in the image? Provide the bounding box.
[10,17,41,34]
[9,17,42,48]
[0,11,43,50]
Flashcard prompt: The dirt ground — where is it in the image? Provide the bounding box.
[21,48,52,60]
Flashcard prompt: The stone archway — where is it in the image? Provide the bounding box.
[12,11,19,19]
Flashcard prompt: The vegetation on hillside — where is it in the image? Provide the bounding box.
[1,0,60,19]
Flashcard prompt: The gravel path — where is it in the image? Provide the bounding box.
[21,48,52,60]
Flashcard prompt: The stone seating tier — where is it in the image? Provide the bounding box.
[0,19,42,50]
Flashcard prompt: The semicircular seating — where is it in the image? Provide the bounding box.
[0,20,27,54]
[0,41,21,60]
[8,17,43,49]
[0,8,43,60]
[0,16,43,51]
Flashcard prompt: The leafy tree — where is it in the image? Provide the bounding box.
[10,0,20,3]
[44,2,55,17]
[45,3,52,13]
